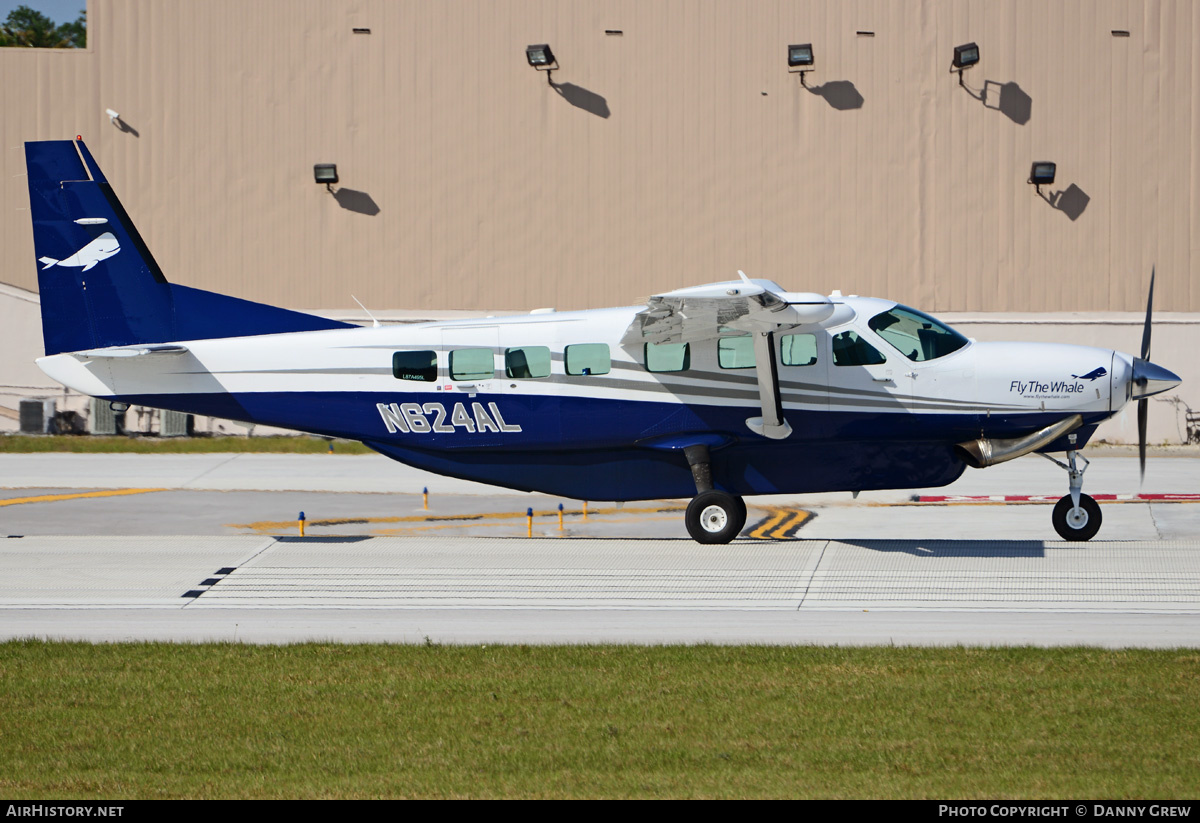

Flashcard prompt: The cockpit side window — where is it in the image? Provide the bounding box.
[831,331,887,366]
[868,305,969,362]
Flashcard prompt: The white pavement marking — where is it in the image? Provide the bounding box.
[0,535,275,606]
[3,536,1200,646]
[197,537,823,609]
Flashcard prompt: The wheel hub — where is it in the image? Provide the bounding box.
[1066,506,1089,529]
[700,505,728,533]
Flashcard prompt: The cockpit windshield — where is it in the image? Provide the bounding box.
[867,305,969,362]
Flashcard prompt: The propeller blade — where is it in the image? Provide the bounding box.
[1141,266,1155,361]
[1138,397,1148,482]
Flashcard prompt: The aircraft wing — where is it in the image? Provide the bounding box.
[72,344,190,359]
[625,274,838,441]
[623,272,834,345]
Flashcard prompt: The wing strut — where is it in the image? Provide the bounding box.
[746,331,793,439]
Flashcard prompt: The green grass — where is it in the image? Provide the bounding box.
[0,435,372,454]
[1,642,1198,798]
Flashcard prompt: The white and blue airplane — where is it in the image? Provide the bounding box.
[25,138,1182,543]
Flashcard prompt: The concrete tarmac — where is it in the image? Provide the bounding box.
[2,450,1199,645]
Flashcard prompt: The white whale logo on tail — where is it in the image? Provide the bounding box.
[39,232,120,272]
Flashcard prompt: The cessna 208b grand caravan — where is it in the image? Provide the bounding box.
[26,138,1182,543]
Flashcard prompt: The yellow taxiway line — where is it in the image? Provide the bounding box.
[0,488,168,507]
[228,505,688,534]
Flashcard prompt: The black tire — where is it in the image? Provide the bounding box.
[685,491,747,544]
[1052,493,1102,541]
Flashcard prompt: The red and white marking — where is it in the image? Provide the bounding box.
[912,493,1200,505]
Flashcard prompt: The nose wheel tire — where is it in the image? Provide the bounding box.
[686,491,747,544]
[1052,493,1102,541]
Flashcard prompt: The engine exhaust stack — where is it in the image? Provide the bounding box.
[955,414,1084,469]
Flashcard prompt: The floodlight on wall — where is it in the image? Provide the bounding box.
[1029,162,1056,195]
[526,44,558,82]
[314,163,339,193]
[787,43,815,86]
[952,42,980,85]
[105,108,121,125]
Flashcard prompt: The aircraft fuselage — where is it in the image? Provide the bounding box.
[37,296,1132,501]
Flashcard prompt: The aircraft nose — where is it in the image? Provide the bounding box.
[1131,358,1182,399]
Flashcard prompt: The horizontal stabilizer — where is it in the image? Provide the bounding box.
[73,344,190,359]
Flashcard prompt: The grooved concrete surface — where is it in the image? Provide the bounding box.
[4,535,1200,646]
[3,452,1199,644]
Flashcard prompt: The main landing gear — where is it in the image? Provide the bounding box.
[683,444,746,544]
[686,490,747,544]
[1042,439,1102,542]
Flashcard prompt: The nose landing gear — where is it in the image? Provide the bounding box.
[1041,443,1103,541]
[1051,493,1102,541]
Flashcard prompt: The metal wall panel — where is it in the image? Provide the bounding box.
[1,0,1196,316]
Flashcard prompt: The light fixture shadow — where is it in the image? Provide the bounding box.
[806,80,863,110]
[333,188,381,216]
[551,81,610,118]
[1044,183,1090,222]
[980,80,1032,125]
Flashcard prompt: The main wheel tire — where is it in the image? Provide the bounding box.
[1052,493,1102,541]
[685,491,747,544]
[730,495,747,527]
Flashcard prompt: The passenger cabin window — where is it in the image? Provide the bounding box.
[868,305,969,362]
[645,342,690,373]
[717,336,755,369]
[780,333,817,366]
[565,343,611,376]
[393,350,438,382]
[449,348,495,381]
[831,331,887,366]
[505,346,551,379]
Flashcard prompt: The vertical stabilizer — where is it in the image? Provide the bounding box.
[26,138,350,356]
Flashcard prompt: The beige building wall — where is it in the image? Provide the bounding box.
[1,0,1197,443]
[1,0,1197,316]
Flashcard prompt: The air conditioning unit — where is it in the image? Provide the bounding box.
[18,399,55,434]
[90,398,120,435]
[161,410,192,437]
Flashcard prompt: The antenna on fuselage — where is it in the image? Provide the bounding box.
[351,294,381,328]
